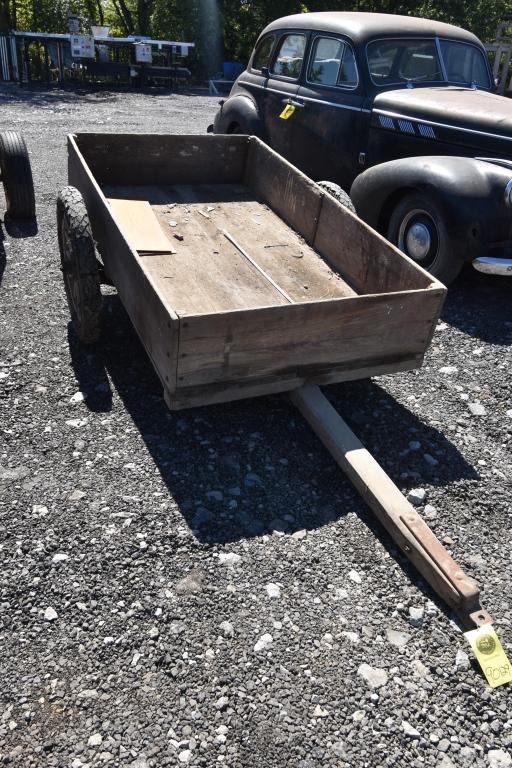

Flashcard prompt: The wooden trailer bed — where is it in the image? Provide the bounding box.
[67,133,446,410]
[103,183,358,312]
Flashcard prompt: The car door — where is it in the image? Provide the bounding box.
[260,31,309,162]
[293,34,365,190]
[233,33,277,127]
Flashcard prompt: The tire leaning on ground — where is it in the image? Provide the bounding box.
[57,186,102,344]
[316,180,356,214]
[0,131,36,219]
[387,193,464,285]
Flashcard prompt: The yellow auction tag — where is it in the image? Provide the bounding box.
[464,624,512,688]
[279,104,296,120]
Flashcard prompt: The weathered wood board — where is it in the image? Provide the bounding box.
[102,184,357,314]
[68,132,446,410]
[108,198,176,253]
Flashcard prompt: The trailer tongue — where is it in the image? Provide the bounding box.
[291,385,492,630]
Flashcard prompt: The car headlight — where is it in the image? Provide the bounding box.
[504,179,512,207]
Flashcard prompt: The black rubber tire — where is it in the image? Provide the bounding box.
[0,131,36,219]
[317,181,356,214]
[57,186,102,344]
[387,193,464,285]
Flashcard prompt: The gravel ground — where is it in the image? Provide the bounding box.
[0,83,511,768]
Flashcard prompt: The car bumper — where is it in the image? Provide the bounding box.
[473,257,512,276]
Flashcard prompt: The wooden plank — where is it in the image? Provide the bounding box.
[149,190,356,307]
[133,191,291,314]
[245,137,323,245]
[165,354,422,410]
[314,192,440,295]
[67,134,180,396]
[290,385,492,628]
[122,240,289,315]
[108,199,176,253]
[73,133,250,187]
[494,44,504,78]
[498,46,512,95]
[222,229,294,304]
[176,288,445,389]
[104,185,356,313]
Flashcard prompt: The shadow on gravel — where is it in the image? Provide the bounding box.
[0,229,4,287]
[67,326,113,413]
[442,266,512,344]
[67,293,482,623]
[69,293,478,534]
[3,216,38,238]
[0,83,210,108]
[0,217,38,287]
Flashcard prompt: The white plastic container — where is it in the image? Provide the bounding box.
[91,25,110,38]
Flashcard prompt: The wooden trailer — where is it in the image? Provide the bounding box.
[57,133,492,630]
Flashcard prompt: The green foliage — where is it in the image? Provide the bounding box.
[4,0,509,65]
[219,0,511,61]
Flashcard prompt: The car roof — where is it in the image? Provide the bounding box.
[261,12,482,47]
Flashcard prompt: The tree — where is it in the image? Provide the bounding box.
[3,0,507,62]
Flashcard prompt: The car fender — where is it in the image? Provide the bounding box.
[213,93,264,137]
[350,156,512,261]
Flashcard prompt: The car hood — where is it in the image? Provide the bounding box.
[372,87,512,147]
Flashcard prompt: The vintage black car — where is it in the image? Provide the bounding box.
[212,12,512,284]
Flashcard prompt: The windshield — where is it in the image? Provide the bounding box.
[367,38,491,89]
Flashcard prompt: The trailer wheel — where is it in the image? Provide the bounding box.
[317,181,356,214]
[0,131,36,219]
[57,186,102,344]
[387,193,463,285]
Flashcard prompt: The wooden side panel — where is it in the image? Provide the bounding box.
[166,355,422,410]
[74,133,250,187]
[314,193,439,295]
[175,288,445,391]
[245,138,323,245]
[67,135,180,394]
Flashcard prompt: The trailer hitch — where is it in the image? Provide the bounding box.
[290,385,492,630]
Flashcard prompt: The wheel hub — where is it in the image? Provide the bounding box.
[397,208,439,267]
[405,222,431,261]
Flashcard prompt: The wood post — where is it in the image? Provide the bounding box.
[290,384,492,629]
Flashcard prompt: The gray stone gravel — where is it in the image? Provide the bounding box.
[0,82,511,766]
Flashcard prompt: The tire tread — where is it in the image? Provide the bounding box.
[0,131,36,219]
[57,186,102,344]
[317,181,356,214]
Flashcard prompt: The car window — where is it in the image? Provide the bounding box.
[308,36,358,88]
[367,41,400,82]
[252,35,275,72]
[339,46,358,87]
[271,33,306,79]
[309,37,344,85]
[439,40,490,88]
[367,39,442,85]
[367,37,491,89]
[399,41,441,80]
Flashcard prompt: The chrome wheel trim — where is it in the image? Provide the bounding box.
[397,208,439,265]
[405,221,431,260]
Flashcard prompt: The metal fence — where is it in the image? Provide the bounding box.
[0,31,195,87]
